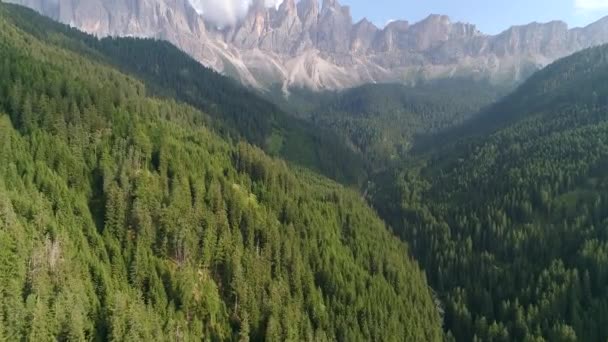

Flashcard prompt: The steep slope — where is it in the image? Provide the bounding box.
[0,4,443,340]
[3,3,367,185]
[7,0,608,91]
[304,79,507,165]
[373,45,608,341]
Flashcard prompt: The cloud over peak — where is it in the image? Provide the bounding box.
[189,0,284,27]
[575,0,608,11]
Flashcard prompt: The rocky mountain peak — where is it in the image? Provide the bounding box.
[8,0,608,91]
[273,0,298,25]
[316,0,353,53]
[578,15,608,46]
[351,18,379,54]
[419,14,451,25]
[297,0,319,36]
[322,0,340,10]
[297,0,319,18]
[278,0,297,14]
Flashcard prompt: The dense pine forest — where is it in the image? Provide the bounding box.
[278,28,608,341]
[371,45,608,341]
[0,3,443,340]
[2,3,367,186]
[273,80,506,166]
[3,2,608,342]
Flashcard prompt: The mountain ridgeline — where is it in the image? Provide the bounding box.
[300,80,507,165]
[371,44,608,341]
[3,3,367,186]
[2,1,608,342]
[0,3,443,341]
[7,0,608,91]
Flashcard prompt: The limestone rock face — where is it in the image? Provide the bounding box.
[9,0,608,91]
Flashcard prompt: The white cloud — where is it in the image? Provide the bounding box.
[575,0,608,10]
[265,0,284,8]
[188,0,284,27]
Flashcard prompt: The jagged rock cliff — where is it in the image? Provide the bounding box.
[9,0,608,91]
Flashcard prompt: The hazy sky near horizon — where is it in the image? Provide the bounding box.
[189,0,608,34]
[340,0,608,33]
[189,0,608,32]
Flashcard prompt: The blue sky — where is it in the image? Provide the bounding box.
[342,0,608,34]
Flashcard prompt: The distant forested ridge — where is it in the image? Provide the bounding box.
[372,44,608,341]
[2,3,367,186]
[0,3,442,340]
[3,2,608,342]
[275,80,506,166]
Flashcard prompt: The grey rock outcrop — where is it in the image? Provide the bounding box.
[8,0,608,91]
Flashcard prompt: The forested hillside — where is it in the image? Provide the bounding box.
[372,45,608,341]
[0,4,443,340]
[283,80,506,165]
[2,3,367,185]
[5,2,608,342]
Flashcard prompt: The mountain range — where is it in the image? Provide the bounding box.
[7,0,608,91]
[3,1,608,340]
[0,3,444,339]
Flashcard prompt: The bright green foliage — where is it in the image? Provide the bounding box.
[373,45,608,341]
[0,4,442,341]
[2,3,367,186]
